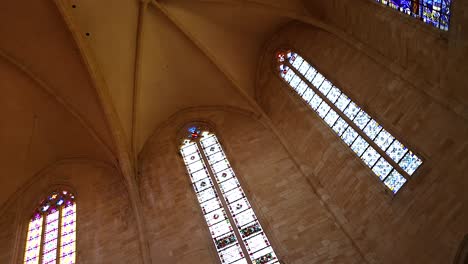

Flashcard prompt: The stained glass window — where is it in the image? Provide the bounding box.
[180,126,279,264]
[375,0,451,30]
[23,191,76,264]
[277,51,423,194]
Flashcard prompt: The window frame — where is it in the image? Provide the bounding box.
[178,124,282,264]
[21,189,77,264]
[274,48,426,195]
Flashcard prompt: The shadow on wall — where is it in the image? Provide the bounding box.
[454,235,468,264]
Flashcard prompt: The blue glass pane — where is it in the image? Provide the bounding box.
[326,87,341,104]
[351,136,369,157]
[332,118,348,136]
[353,111,371,130]
[361,147,381,168]
[384,171,407,193]
[372,158,393,180]
[386,140,408,163]
[341,127,358,146]
[309,95,323,111]
[398,151,423,175]
[343,102,360,120]
[302,88,315,103]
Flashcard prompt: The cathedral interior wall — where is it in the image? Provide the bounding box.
[256,23,468,264]
[138,108,364,263]
[0,161,141,264]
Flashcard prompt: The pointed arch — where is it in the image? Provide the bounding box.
[179,123,280,264]
[23,190,76,264]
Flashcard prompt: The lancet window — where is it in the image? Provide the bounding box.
[277,51,423,193]
[23,190,76,264]
[375,0,451,30]
[180,126,279,264]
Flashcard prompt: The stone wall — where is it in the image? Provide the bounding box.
[256,23,468,263]
[138,107,363,263]
[0,161,142,264]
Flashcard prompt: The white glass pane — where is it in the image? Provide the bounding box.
[283,68,295,83]
[295,81,308,95]
[351,136,369,157]
[311,73,325,88]
[298,61,310,75]
[319,80,333,95]
[343,102,360,120]
[353,110,371,130]
[183,152,201,165]
[289,75,301,88]
[301,88,315,103]
[207,152,225,164]
[210,220,233,239]
[219,178,240,193]
[234,209,256,227]
[216,169,235,183]
[335,94,351,111]
[201,198,222,214]
[324,109,339,127]
[205,208,228,226]
[200,135,217,148]
[245,233,270,254]
[187,160,204,173]
[193,178,213,193]
[196,187,217,203]
[230,258,249,264]
[224,188,245,204]
[317,102,331,118]
[374,129,395,151]
[363,119,382,140]
[386,140,408,163]
[203,144,222,156]
[399,151,423,176]
[308,95,323,110]
[211,160,230,173]
[326,87,341,104]
[361,147,381,168]
[384,171,407,193]
[181,143,197,156]
[304,67,317,81]
[341,127,359,146]
[191,169,210,183]
[332,118,349,136]
[228,198,251,215]
[372,158,393,180]
[291,56,304,68]
[219,243,244,264]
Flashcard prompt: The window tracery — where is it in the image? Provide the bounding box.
[180,126,279,264]
[277,50,423,193]
[375,0,451,30]
[24,190,76,264]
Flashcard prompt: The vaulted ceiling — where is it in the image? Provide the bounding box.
[0,0,316,206]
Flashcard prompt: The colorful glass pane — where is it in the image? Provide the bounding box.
[375,0,451,30]
[198,132,278,264]
[180,138,246,264]
[24,216,43,264]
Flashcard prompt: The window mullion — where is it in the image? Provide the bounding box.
[38,216,46,264]
[286,61,411,180]
[57,208,62,264]
[196,140,253,264]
